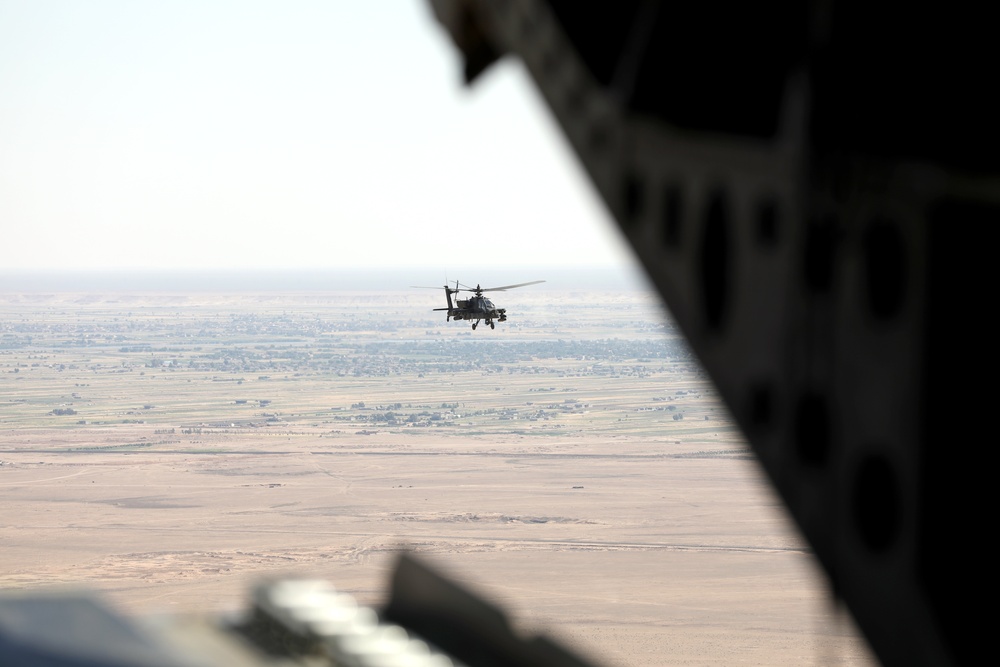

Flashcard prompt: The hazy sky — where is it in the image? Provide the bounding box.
[0,0,635,273]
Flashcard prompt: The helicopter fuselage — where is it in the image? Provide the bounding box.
[453,297,503,319]
[446,295,506,326]
[449,297,505,323]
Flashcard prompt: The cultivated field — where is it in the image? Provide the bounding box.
[0,287,876,666]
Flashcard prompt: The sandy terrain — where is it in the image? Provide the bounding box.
[0,290,877,666]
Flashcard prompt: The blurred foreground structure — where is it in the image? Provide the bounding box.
[427,1,995,665]
[0,555,594,667]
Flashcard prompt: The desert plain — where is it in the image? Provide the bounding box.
[0,283,877,666]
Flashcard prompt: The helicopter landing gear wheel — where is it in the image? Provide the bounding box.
[490,322,495,329]
[472,322,477,330]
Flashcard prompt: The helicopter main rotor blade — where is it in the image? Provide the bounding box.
[480,280,546,292]
[410,285,451,290]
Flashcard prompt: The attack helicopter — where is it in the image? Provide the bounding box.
[411,280,544,330]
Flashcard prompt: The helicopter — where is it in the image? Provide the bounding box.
[412,280,545,330]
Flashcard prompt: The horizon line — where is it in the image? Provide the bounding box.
[0,265,652,292]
